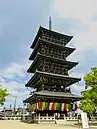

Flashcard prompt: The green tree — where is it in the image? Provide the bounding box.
[0,86,8,105]
[79,67,97,113]
[79,98,95,112]
[84,67,97,88]
[79,89,95,112]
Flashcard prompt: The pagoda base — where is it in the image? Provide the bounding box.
[31,111,68,124]
[22,111,78,125]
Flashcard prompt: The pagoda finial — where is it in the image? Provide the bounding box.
[49,16,52,30]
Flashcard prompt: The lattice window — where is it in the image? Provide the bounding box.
[50,64,53,73]
[46,35,49,40]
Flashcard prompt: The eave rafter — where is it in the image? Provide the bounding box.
[25,71,81,88]
[23,90,82,103]
[29,38,75,60]
[31,26,73,49]
[27,53,78,73]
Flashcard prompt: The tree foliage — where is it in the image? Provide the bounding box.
[79,98,95,112]
[84,67,97,88]
[0,86,8,105]
[79,67,97,113]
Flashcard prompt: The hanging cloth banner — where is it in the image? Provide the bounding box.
[41,102,48,110]
[36,103,39,111]
[32,104,36,111]
[56,103,60,110]
[28,104,31,111]
[34,104,36,111]
[49,102,54,110]
[61,103,64,111]
[31,102,77,111]
[44,102,49,110]
[72,103,78,111]
[38,102,49,110]
[39,102,42,110]
[64,103,67,111]
[67,104,72,112]
[61,103,68,111]
[41,102,44,110]
[61,103,72,112]
[31,104,34,111]
[28,104,36,111]
[53,103,60,110]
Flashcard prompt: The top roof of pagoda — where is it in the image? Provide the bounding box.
[31,26,73,48]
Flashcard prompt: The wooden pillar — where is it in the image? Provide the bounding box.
[34,113,35,120]
[38,113,40,124]
[23,106,25,120]
[58,113,60,119]
[64,114,67,124]
[36,113,37,119]
[46,113,48,119]
[54,113,55,120]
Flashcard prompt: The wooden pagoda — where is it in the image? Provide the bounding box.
[23,25,82,122]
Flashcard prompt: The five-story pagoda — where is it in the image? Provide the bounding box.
[23,20,82,121]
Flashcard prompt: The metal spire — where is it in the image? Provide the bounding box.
[49,16,52,30]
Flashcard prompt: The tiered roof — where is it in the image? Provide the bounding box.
[27,53,78,73]
[23,90,82,103]
[25,70,81,88]
[31,26,73,48]
[29,38,75,60]
[24,26,82,103]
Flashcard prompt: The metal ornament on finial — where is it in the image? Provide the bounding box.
[49,16,52,30]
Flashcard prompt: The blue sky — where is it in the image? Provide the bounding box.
[0,0,97,108]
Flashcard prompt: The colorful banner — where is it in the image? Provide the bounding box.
[39,102,49,110]
[27,102,77,112]
[61,103,72,112]
[36,103,38,111]
[61,103,65,111]
[44,102,49,110]
[28,104,35,111]
[66,104,72,112]
[54,103,60,110]
[49,102,54,110]
[72,103,78,111]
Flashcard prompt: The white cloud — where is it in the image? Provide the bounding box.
[0,79,30,108]
[0,59,32,107]
[0,59,30,79]
[1,0,97,106]
[0,79,29,96]
[0,77,5,83]
[51,0,97,75]
[50,0,97,96]
[52,0,97,24]
[51,0,97,54]
[69,70,85,95]
[71,84,85,95]
[51,0,97,51]
[73,21,97,53]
